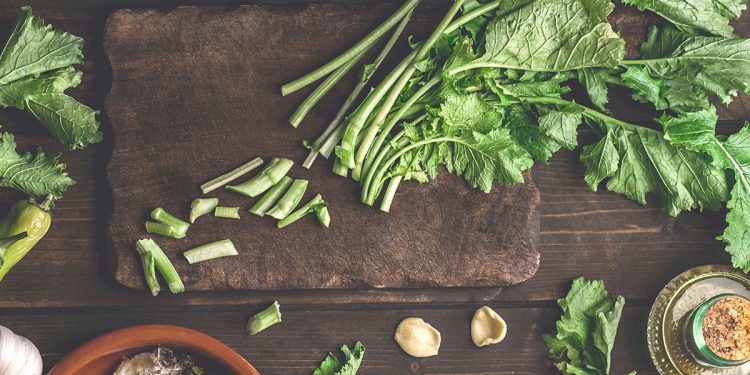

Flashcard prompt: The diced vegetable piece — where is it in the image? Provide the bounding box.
[249,176,294,217]
[136,238,184,294]
[146,207,190,239]
[200,157,263,194]
[246,301,281,335]
[183,239,238,264]
[267,179,308,220]
[214,206,240,219]
[278,194,328,229]
[189,198,218,223]
[136,243,160,296]
[226,158,294,197]
[145,221,185,239]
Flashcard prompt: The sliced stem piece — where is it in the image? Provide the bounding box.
[332,158,348,177]
[190,198,218,223]
[147,207,190,239]
[249,176,294,217]
[380,175,402,212]
[183,239,238,264]
[214,206,240,219]
[136,238,185,294]
[281,0,422,96]
[246,301,282,335]
[226,158,294,197]
[267,179,309,220]
[145,221,186,239]
[136,244,160,296]
[278,194,328,229]
[316,206,331,228]
[200,157,263,194]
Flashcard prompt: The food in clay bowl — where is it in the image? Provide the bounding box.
[48,325,258,375]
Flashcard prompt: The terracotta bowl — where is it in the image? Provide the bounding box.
[48,324,259,375]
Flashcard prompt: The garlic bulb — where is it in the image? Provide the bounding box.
[0,325,42,375]
[471,306,507,347]
[394,317,441,358]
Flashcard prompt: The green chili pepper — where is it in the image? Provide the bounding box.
[0,199,53,282]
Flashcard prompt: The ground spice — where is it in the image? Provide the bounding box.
[702,297,750,361]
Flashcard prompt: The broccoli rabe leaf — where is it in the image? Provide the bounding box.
[543,277,632,375]
[620,0,745,37]
[577,68,612,112]
[0,6,83,85]
[312,342,365,375]
[661,109,750,272]
[0,132,74,199]
[474,0,625,71]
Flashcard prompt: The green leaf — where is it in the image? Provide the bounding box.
[625,25,750,106]
[577,68,611,111]
[620,0,745,37]
[544,277,632,375]
[0,132,74,199]
[475,0,625,71]
[312,342,365,375]
[0,7,84,85]
[439,92,503,134]
[0,66,81,109]
[580,115,727,216]
[24,92,102,150]
[538,105,584,150]
[506,105,564,163]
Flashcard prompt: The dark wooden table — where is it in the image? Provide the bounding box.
[0,1,745,374]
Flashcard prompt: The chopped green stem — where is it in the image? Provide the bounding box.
[136,238,184,294]
[281,0,422,96]
[289,48,368,128]
[246,301,282,335]
[360,76,439,178]
[332,158,348,177]
[190,198,218,223]
[249,176,293,217]
[380,175,402,212]
[519,96,636,130]
[147,208,190,239]
[183,239,238,264]
[0,232,27,268]
[137,246,160,296]
[361,133,410,203]
[145,221,184,239]
[151,207,190,229]
[278,194,328,228]
[303,7,414,168]
[316,206,331,228]
[338,49,419,168]
[227,158,294,197]
[214,206,240,219]
[200,157,263,194]
[267,179,308,220]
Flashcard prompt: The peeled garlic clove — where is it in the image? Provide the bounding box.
[471,306,507,347]
[394,317,441,358]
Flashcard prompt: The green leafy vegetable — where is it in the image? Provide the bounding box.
[0,7,102,150]
[0,132,74,200]
[312,342,365,375]
[543,277,633,375]
[619,0,746,37]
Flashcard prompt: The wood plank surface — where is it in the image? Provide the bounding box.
[0,1,747,374]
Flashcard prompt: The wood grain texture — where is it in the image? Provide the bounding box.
[103,5,541,291]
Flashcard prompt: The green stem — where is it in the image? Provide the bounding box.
[249,176,293,217]
[246,301,282,335]
[289,48,368,128]
[281,0,422,96]
[200,157,263,194]
[361,0,465,167]
[303,7,414,168]
[361,131,410,202]
[380,175,402,212]
[137,245,160,296]
[332,158,348,177]
[136,239,184,294]
[267,179,308,220]
[316,206,331,228]
[190,198,218,223]
[183,239,238,264]
[277,194,327,228]
[227,158,294,197]
[214,206,241,219]
[147,208,190,239]
[0,232,27,268]
[520,96,635,129]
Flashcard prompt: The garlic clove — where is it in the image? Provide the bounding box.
[394,317,441,358]
[471,306,507,347]
[0,325,42,375]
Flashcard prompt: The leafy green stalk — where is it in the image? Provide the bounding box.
[246,301,281,336]
[146,207,190,239]
[379,175,402,213]
[214,206,240,219]
[249,176,293,217]
[226,157,294,197]
[0,132,74,200]
[189,198,218,223]
[136,238,184,294]
[200,157,263,194]
[312,342,365,375]
[332,158,348,177]
[619,0,745,37]
[136,242,160,296]
[281,0,422,96]
[277,194,328,228]
[183,239,238,264]
[267,179,308,220]
[0,232,28,268]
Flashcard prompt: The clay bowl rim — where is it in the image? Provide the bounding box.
[47,324,259,375]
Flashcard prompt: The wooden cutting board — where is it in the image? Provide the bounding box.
[103,4,540,291]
